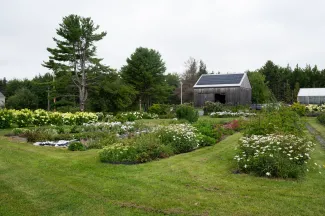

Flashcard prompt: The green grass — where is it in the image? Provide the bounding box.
[306,117,325,136]
[1,119,325,215]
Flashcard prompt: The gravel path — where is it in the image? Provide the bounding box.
[306,124,325,149]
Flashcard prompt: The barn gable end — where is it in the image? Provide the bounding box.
[193,73,251,107]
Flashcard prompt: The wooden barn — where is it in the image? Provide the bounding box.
[193,73,251,107]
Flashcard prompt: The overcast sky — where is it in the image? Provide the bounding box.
[1,0,325,80]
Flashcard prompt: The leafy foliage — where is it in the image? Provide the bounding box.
[6,88,38,110]
[121,47,169,110]
[244,107,304,136]
[157,124,199,153]
[43,14,108,111]
[290,102,306,116]
[235,134,315,178]
[317,113,325,125]
[68,142,86,151]
[175,105,198,123]
[203,101,224,115]
[247,71,272,103]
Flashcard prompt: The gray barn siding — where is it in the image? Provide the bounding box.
[240,74,251,89]
[194,87,251,107]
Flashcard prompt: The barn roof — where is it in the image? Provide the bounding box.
[298,88,325,97]
[0,91,4,98]
[193,73,245,88]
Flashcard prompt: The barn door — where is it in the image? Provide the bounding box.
[215,93,226,104]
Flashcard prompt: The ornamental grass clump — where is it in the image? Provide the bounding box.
[235,134,316,178]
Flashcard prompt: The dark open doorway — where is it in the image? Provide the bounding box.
[215,94,226,104]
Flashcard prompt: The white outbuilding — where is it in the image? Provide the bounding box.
[297,88,325,104]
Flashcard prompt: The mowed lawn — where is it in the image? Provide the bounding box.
[1,119,325,215]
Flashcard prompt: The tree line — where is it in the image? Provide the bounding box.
[248,60,325,104]
[1,14,325,111]
[0,14,209,112]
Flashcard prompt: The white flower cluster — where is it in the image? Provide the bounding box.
[210,111,256,117]
[119,112,159,120]
[306,104,325,112]
[235,134,316,176]
[158,124,200,148]
[83,121,135,133]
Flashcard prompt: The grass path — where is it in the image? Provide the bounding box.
[1,123,325,215]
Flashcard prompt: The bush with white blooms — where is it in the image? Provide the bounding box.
[210,111,255,118]
[235,134,316,178]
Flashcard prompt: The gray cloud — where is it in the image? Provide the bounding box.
[1,0,325,79]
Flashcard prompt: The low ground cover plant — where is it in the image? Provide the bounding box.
[235,134,315,178]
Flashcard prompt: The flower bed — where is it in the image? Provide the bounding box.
[210,111,255,118]
[306,104,325,113]
[0,108,99,128]
[235,134,315,178]
[156,124,200,153]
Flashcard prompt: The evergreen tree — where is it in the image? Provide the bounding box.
[43,14,108,111]
[284,81,292,103]
[120,47,167,110]
[197,60,208,77]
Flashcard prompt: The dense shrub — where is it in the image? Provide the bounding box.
[68,142,86,151]
[235,134,315,178]
[99,143,137,163]
[0,109,15,129]
[24,128,58,142]
[14,109,34,127]
[198,134,216,147]
[244,108,304,136]
[157,124,199,153]
[317,113,325,125]
[290,102,306,116]
[193,120,221,140]
[176,105,198,123]
[132,134,174,162]
[32,109,50,126]
[223,120,240,131]
[12,128,30,136]
[148,104,169,115]
[203,101,224,115]
[99,134,174,163]
[306,104,325,113]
